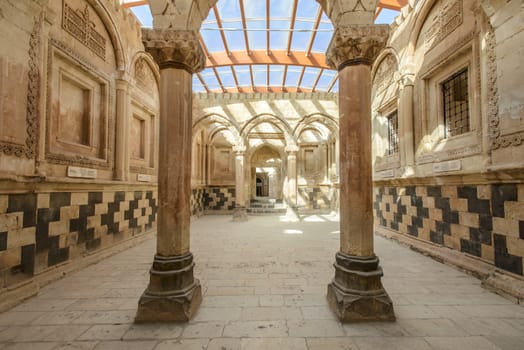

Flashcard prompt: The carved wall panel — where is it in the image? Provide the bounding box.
[129,102,156,174]
[423,0,463,52]
[46,40,112,168]
[134,58,158,100]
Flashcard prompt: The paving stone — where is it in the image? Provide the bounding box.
[154,339,209,350]
[424,336,501,350]
[223,321,287,338]
[77,325,131,341]
[353,336,433,350]
[287,320,345,337]
[301,306,335,320]
[240,337,307,350]
[91,340,156,350]
[306,337,358,350]
[2,342,58,350]
[52,342,98,350]
[122,324,183,340]
[192,307,242,322]
[207,338,241,350]
[0,312,45,326]
[484,336,524,350]
[182,322,224,338]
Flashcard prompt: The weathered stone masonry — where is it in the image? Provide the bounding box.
[374,184,524,276]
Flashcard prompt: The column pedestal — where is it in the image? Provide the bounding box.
[327,252,394,322]
[135,253,202,322]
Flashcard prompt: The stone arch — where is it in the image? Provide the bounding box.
[193,113,242,146]
[372,48,400,82]
[293,113,339,141]
[131,52,160,88]
[240,113,295,146]
[86,0,126,70]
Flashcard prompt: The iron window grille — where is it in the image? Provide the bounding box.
[386,111,399,155]
[442,68,470,137]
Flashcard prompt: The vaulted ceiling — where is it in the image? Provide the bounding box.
[122,0,406,93]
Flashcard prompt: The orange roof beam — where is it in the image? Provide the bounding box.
[230,66,241,92]
[196,73,210,93]
[206,50,329,69]
[121,0,148,8]
[249,65,255,92]
[212,67,226,93]
[281,65,288,91]
[378,0,407,11]
[311,68,324,92]
[296,66,306,92]
[327,74,338,93]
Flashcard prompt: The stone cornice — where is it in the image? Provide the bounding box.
[141,29,205,73]
[326,25,389,70]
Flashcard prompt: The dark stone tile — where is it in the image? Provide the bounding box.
[520,221,524,240]
[146,191,153,200]
[460,239,481,257]
[436,221,451,236]
[411,215,423,228]
[88,192,103,205]
[86,238,101,251]
[458,186,477,200]
[417,207,429,219]
[0,231,7,251]
[479,215,493,231]
[394,212,403,224]
[411,196,423,208]
[21,244,35,275]
[495,253,523,276]
[435,197,450,210]
[449,211,459,224]
[491,184,518,218]
[50,192,71,210]
[405,186,416,196]
[48,247,69,267]
[7,193,37,228]
[389,187,397,196]
[427,186,442,198]
[114,191,125,202]
[380,218,387,227]
[385,203,390,212]
[407,225,418,236]
[134,191,142,200]
[430,230,444,245]
[469,227,491,245]
[468,199,491,215]
[390,220,399,231]
[397,204,407,215]
[141,208,146,216]
[493,233,508,253]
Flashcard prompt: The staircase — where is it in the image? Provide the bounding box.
[248,198,287,215]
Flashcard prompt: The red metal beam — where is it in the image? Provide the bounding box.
[213,6,231,56]
[311,68,324,92]
[196,73,210,93]
[306,6,323,57]
[281,65,288,91]
[286,0,299,56]
[206,50,329,69]
[238,0,251,55]
[296,66,306,91]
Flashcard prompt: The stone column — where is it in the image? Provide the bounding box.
[135,29,206,322]
[398,74,415,169]
[325,25,395,322]
[233,146,248,221]
[114,78,130,181]
[286,145,299,207]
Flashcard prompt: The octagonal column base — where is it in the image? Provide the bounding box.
[327,252,395,322]
[135,253,202,322]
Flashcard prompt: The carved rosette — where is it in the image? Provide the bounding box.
[326,25,389,71]
[141,29,206,73]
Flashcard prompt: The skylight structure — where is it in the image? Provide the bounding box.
[122,0,406,93]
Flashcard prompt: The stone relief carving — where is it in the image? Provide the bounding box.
[424,0,463,52]
[141,29,205,73]
[45,39,114,169]
[373,54,397,93]
[0,13,42,158]
[62,2,106,60]
[485,17,524,149]
[134,58,158,95]
[326,25,389,70]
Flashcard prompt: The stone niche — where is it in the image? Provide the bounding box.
[130,105,156,172]
[46,43,110,166]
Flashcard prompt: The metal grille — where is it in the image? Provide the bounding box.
[442,68,469,137]
[387,111,399,155]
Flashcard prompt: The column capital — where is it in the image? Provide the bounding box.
[233,145,246,154]
[285,145,299,154]
[141,29,206,73]
[326,25,389,71]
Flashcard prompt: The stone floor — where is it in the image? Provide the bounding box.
[1,214,524,350]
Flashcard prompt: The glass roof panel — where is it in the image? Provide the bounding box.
[375,8,399,24]
[216,66,235,89]
[216,0,241,19]
[286,66,302,87]
[252,65,267,86]
[234,65,252,87]
[270,65,284,86]
[301,67,321,89]
[290,19,313,52]
[129,5,152,27]
[246,19,266,50]
[315,72,333,91]
[270,19,289,51]
[193,75,206,92]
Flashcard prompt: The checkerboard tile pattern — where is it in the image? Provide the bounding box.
[374,184,524,276]
[191,188,205,216]
[0,190,157,287]
[204,187,236,211]
[298,186,334,210]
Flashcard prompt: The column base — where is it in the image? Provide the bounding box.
[135,253,202,322]
[232,206,248,221]
[327,252,395,322]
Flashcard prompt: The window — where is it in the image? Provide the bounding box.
[442,68,469,137]
[386,111,399,155]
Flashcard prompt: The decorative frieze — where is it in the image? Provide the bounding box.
[326,25,389,70]
[141,29,205,73]
[62,3,106,60]
[424,0,463,52]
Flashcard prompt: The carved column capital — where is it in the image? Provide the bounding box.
[285,145,300,154]
[141,29,206,73]
[326,25,389,71]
